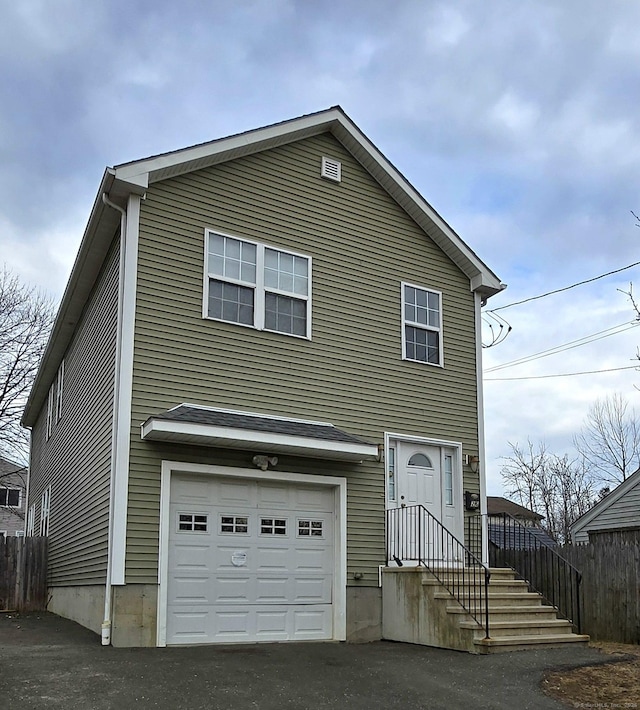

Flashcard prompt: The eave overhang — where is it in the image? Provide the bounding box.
[141,408,379,463]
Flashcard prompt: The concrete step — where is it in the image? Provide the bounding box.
[447,605,561,624]
[434,591,543,606]
[423,579,530,595]
[473,633,590,654]
[459,618,575,638]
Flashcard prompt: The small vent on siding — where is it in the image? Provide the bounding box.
[321,157,342,182]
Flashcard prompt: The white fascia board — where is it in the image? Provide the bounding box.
[110,106,503,298]
[113,110,341,184]
[141,418,378,461]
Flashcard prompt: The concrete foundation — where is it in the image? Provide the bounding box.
[382,567,475,652]
[111,584,158,647]
[47,585,105,636]
[346,586,382,642]
[47,583,381,647]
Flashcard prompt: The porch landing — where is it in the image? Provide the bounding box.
[382,567,589,654]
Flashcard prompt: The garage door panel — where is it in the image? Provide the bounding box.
[292,607,333,638]
[256,484,290,507]
[167,610,210,644]
[170,576,211,604]
[255,577,289,602]
[293,576,332,603]
[167,475,337,645]
[214,576,252,602]
[171,543,212,569]
[292,487,334,511]
[218,480,255,506]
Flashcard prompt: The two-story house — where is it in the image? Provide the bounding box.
[0,457,27,537]
[22,107,504,647]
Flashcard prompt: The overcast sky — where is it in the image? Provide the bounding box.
[2,0,640,495]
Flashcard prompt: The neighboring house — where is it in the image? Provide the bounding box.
[487,496,556,550]
[487,496,544,527]
[0,457,27,537]
[22,107,504,647]
[571,468,640,544]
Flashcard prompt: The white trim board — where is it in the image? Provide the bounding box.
[156,460,347,647]
[141,419,378,462]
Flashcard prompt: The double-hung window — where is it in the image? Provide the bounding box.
[402,282,443,366]
[205,231,311,338]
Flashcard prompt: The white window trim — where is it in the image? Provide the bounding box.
[15,530,25,538]
[46,387,54,440]
[55,359,64,423]
[202,229,312,340]
[26,504,35,536]
[401,281,444,367]
[40,486,51,536]
[0,531,7,539]
[157,461,346,647]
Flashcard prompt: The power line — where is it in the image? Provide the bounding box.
[485,261,640,313]
[484,321,640,373]
[484,364,639,381]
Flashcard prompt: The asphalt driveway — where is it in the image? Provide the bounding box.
[1,611,608,710]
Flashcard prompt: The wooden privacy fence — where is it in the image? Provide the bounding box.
[511,532,639,644]
[560,532,640,644]
[0,537,48,612]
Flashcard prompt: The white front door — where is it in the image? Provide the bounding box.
[388,440,462,564]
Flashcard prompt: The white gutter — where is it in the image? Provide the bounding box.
[101,193,127,646]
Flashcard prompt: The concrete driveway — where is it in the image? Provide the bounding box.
[1,612,607,710]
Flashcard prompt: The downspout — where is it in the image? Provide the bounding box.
[474,292,489,567]
[101,193,127,646]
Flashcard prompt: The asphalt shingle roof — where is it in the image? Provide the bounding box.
[151,406,373,446]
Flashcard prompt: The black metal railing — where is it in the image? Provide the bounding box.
[487,513,582,633]
[387,505,490,638]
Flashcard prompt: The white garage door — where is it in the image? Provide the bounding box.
[166,474,335,645]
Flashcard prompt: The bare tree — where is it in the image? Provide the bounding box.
[573,393,640,485]
[501,440,596,543]
[0,267,55,463]
[501,439,548,514]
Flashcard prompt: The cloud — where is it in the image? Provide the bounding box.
[2,0,640,499]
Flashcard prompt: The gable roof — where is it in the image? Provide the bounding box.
[22,106,505,426]
[570,468,640,538]
[487,496,544,521]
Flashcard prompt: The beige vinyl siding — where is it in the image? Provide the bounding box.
[27,235,119,585]
[128,132,480,584]
[573,476,640,543]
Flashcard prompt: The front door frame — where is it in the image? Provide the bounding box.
[156,460,347,647]
[384,432,464,544]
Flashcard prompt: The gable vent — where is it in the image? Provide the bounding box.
[321,157,342,182]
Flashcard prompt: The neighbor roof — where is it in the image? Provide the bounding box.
[487,523,557,550]
[487,496,544,521]
[23,106,505,426]
[570,467,640,537]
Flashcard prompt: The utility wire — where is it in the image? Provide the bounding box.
[484,321,640,373]
[485,364,639,381]
[485,261,640,313]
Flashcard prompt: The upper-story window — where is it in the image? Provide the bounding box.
[45,360,64,440]
[0,488,21,507]
[402,283,443,366]
[204,231,311,339]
